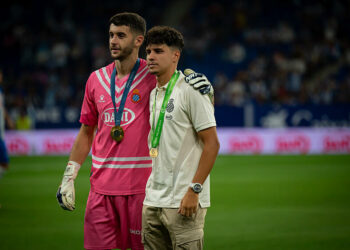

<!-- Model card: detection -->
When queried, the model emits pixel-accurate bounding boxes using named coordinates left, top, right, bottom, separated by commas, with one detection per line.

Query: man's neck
left=114, top=53, right=138, bottom=79
left=157, top=66, right=177, bottom=87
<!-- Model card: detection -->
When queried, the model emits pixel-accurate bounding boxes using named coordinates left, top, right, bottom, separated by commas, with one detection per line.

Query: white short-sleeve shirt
left=144, top=71, right=216, bottom=208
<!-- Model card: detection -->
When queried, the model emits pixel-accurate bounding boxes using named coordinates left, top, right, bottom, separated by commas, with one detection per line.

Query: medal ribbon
left=110, top=58, right=140, bottom=127
left=151, top=71, right=180, bottom=148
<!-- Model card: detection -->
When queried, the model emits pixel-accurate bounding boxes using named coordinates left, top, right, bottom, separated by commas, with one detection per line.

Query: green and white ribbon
left=150, top=71, right=180, bottom=149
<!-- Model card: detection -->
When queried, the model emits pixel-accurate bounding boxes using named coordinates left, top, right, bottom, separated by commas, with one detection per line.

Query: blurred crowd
left=0, top=0, right=163, bottom=127
left=179, top=0, right=350, bottom=106
left=1, top=0, right=350, bottom=129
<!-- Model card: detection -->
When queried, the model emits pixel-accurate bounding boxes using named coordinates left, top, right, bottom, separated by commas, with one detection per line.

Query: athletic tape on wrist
left=68, top=161, right=81, bottom=168
left=64, top=161, right=81, bottom=179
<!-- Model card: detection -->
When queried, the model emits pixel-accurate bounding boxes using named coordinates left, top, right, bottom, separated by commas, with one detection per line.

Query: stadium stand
left=0, top=0, right=349, bottom=128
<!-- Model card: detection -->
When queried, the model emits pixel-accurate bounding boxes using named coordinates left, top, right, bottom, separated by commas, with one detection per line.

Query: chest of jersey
left=93, top=66, right=154, bottom=129
left=151, top=87, right=190, bottom=131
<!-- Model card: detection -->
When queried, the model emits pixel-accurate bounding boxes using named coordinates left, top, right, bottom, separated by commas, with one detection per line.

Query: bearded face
left=109, top=24, right=136, bottom=61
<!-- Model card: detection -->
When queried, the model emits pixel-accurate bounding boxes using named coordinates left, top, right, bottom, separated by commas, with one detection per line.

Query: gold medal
left=111, top=126, right=124, bottom=142
left=149, top=148, right=158, bottom=158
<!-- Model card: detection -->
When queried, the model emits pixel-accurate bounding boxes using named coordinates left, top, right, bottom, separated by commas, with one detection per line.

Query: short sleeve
left=186, top=84, right=216, bottom=132
left=79, top=73, right=98, bottom=126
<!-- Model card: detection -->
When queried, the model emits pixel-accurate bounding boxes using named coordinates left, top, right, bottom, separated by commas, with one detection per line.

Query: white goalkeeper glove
left=184, top=69, right=214, bottom=104
left=56, top=161, right=81, bottom=211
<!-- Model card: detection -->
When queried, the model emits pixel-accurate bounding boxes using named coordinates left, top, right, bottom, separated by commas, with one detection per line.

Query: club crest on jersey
left=131, top=89, right=141, bottom=103
left=166, top=98, right=174, bottom=113
left=98, top=95, right=106, bottom=103
left=101, top=107, right=136, bottom=127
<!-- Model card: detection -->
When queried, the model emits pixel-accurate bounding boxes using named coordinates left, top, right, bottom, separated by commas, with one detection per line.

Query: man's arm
left=69, top=124, right=96, bottom=164
left=56, top=123, right=95, bottom=211
left=178, top=126, right=220, bottom=217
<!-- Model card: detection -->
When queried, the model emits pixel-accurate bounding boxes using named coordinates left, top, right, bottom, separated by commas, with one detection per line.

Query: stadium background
left=0, top=0, right=349, bottom=249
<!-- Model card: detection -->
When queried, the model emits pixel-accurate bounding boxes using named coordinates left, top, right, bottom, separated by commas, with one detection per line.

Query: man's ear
left=135, top=35, right=144, bottom=47
left=173, top=50, right=180, bottom=63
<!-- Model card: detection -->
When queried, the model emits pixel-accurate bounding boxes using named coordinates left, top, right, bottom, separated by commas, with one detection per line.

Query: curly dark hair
left=109, top=12, right=146, bottom=36
left=145, top=26, right=184, bottom=51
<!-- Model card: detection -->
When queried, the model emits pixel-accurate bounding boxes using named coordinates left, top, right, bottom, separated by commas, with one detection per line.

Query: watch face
left=193, top=183, right=202, bottom=193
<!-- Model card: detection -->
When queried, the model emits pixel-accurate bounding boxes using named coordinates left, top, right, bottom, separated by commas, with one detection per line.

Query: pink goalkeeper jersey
left=80, top=59, right=156, bottom=195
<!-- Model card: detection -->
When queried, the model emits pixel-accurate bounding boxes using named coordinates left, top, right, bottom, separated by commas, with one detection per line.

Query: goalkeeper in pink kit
left=56, top=12, right=213, bottom=250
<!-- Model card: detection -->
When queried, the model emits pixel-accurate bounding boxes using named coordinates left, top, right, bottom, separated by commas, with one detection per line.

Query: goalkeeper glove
left=56, top=161, right=81, bottom=211
left=184, top=69, right=214, bottom=104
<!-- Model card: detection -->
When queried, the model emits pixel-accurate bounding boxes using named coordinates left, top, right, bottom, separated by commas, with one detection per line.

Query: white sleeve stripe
left=92, top=163, right=152, bottom=169
left=92, top=155, right=152, bottom=162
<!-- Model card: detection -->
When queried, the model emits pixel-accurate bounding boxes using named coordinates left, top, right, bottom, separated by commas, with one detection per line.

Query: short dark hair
left=145, top=26, right=184, bottom=51
left=109, top=12, right=146, bottom=36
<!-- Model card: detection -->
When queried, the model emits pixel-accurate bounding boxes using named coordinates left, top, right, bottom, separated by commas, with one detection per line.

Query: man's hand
left=178, top=188, right=199, bottom=217
left=56, top=161, right=81, bottom=211
left=184, top=69, right=214, bottom=104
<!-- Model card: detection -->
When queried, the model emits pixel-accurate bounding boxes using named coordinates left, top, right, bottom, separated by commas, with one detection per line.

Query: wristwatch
left=190, top=183, right=203, bottom=193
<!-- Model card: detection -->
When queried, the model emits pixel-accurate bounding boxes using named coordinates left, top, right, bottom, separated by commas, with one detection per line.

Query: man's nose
left=110, top=36, right=119, bottom=44
left=147, top=51, right=155, bottom=60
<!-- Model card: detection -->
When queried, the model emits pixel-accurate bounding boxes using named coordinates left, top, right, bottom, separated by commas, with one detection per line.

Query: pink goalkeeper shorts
left=84, top=190, right=145, bottom=250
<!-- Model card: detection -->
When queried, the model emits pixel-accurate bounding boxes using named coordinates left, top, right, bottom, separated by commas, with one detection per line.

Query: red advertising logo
left=7, top=137, right=30, bottom=155
left=323, top=135, right=350, bottom=153
left=276, top=134, right=310, bottom=154
left=101, top=107, right=135, bottom=127
left=44, top=137, right=75, bottom=154
left=229, top=135, right=263, bottom=154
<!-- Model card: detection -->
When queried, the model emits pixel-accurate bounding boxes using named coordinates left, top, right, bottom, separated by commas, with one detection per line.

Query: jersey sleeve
left=79, top=73, right=98, bottom=126
left=185, top=83, right=216, bottom=132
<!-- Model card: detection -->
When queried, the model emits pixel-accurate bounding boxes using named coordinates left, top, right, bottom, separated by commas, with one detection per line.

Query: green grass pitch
left=0, top=155, right=349, bottom=250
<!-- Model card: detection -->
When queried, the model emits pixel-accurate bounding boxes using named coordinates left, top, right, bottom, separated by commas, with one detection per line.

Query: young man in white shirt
left=142, top=26, right=220, bottom=250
